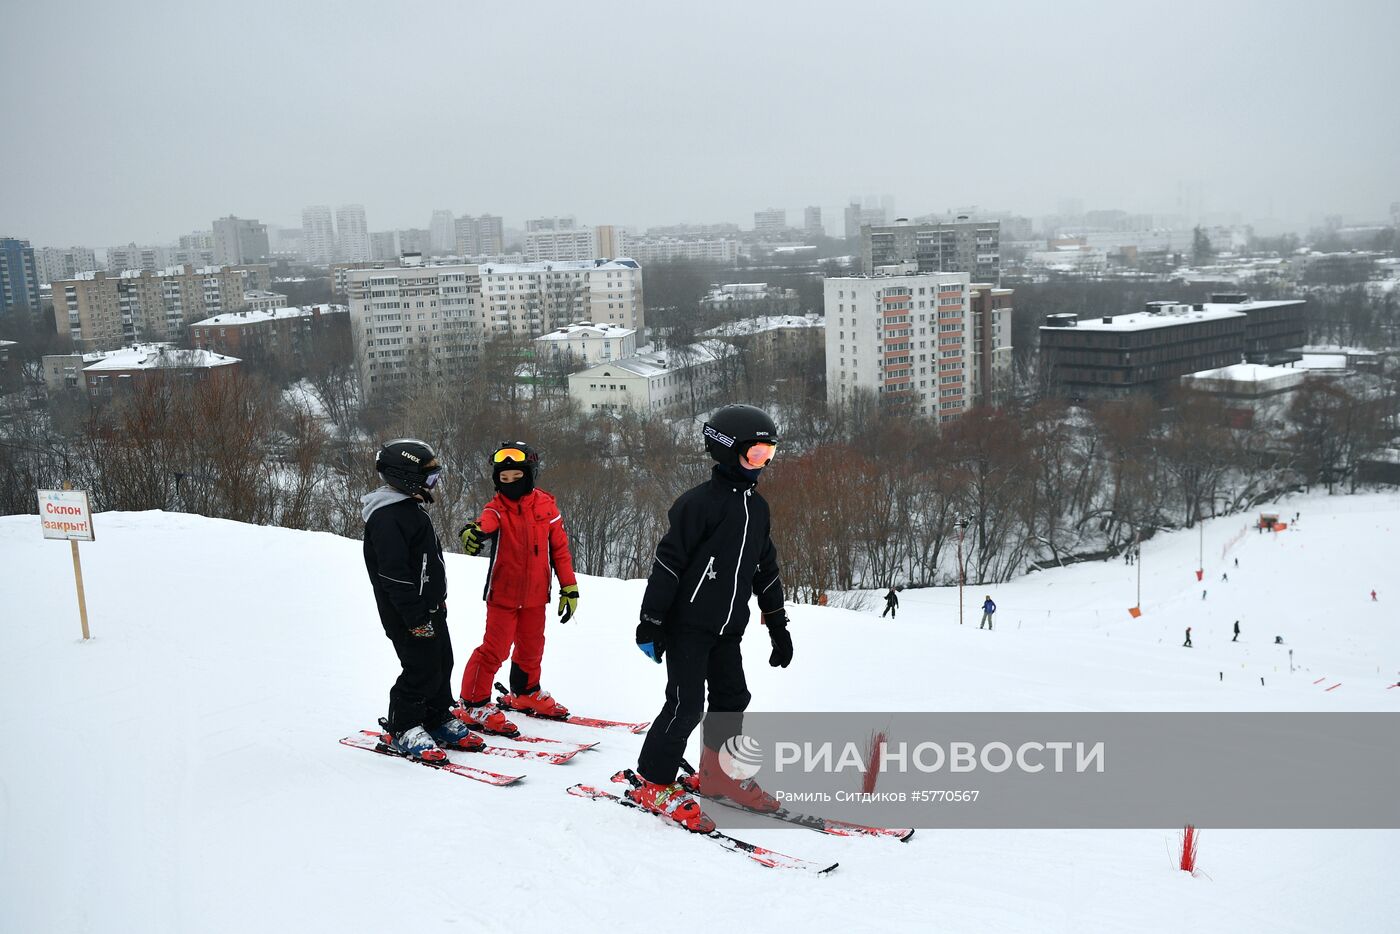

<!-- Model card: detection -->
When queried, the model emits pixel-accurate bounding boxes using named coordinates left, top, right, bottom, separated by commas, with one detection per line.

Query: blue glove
left=636, top=613, right=665, bottom=663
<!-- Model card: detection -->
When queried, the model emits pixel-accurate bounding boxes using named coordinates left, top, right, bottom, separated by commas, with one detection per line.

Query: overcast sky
left=4, top=0, right=1397, bottom=246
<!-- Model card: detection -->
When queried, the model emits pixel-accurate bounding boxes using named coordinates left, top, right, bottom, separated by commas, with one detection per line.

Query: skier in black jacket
left=883, top=588, right=899, bottom=618
left=615, top=405, right=790, bottom=832
left=362, top=439, right=482, bottom=761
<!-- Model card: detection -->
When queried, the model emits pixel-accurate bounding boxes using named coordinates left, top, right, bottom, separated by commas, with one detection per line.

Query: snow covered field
left=1, top=492, right=1395, bottom=933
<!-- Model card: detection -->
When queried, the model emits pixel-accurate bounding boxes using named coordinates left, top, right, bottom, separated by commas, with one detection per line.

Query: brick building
left=189, top=304, right=349, bottom=372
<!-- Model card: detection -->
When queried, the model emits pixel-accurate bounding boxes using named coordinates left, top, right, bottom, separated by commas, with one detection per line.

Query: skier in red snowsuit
left=456, top=442, right=579, bottom=736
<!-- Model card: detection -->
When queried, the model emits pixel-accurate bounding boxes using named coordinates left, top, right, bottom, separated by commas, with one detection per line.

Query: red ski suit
left=459, top=489, right=577, bottom=703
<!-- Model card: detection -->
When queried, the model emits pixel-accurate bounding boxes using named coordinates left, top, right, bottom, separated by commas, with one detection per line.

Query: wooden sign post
left=38, top=484, right=95, bottom=640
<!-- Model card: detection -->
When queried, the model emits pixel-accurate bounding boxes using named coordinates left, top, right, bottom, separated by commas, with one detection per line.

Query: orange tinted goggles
left=493, top=447, right=530, bottom=464
left=741, top=441, right=777, bottom=468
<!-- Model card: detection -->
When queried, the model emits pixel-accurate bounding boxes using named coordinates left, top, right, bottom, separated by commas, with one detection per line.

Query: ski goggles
left=741, top=441, right=777, bottom=469
left=493, top=447, right=533, bottom=464
left=423, top=466, right=444, bottom=489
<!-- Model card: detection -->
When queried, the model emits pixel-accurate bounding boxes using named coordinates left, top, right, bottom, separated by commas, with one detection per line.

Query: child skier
left=882, top=587, right=899, bottom=618
left=980, top=595, right=996, bottom=630
left=615, top=404, right=790, bottom=832
left=456, top=442, right=580, bottom=736
left=362, top=439, right=482, bottom=760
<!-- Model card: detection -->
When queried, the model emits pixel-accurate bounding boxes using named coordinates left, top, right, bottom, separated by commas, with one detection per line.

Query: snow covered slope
left=1, top=493, right=1395, bottom=933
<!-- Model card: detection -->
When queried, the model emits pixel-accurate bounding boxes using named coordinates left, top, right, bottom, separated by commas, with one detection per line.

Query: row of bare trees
left=1, top=352, right=1393, bottom=598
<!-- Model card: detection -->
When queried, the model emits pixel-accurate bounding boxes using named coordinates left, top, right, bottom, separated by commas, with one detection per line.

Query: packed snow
left=1, top=491, right=1395, bottom=933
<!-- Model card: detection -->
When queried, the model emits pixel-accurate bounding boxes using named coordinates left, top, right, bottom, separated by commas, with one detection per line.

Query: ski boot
left=499, top=687, right=570, bottom=720
left=427, top=714, right=486, bottom=752
left=682, top=746, right=780, bottom=813
left=453, top=699, right=519, bottom=737
left=379, top=720, right=447, bottom=763
left=613, top=769, right=715, bottom=834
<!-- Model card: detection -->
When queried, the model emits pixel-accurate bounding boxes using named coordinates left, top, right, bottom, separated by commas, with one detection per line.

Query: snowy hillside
left=1, top=493, right=1395, bottom=933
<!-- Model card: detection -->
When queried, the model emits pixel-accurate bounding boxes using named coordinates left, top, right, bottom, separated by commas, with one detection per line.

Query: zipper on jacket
left=719, top=491, right=751, bottom=634
left=690, top=556, right=716, bottom=603
left=418, top=554, right=428, bottom=595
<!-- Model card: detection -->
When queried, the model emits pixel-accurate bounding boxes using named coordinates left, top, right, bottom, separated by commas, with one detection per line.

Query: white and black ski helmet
left=375, top=438, right=442, bottom=498
left=703, top=404, right=779, bottom=466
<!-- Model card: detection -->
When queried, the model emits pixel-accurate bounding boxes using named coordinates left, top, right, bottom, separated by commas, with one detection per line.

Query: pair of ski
left=567, top=768, right=913, bottom=875
left=341, top=700, right=651, bottom=786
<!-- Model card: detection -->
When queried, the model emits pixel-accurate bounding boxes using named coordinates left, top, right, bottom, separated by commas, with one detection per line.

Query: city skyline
left=4, top=0, right=1399, bottom=247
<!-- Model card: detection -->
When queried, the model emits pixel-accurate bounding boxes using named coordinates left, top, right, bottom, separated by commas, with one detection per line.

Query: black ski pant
left=637, top=623, right=750, bottom=785
left=376, top=590, right=455, bottom=735
left=882, top=605, right=896, bottom=618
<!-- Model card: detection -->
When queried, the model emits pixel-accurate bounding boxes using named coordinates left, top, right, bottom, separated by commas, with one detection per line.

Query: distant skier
left=1233, top=620, right=1240, bottom=642
left=1183, top=626, right=1193, bottom=648
left=980, top=595, right=996, bottom=630
left=882, top=587, right=899, bottom=618
left=362, top=439, right=481, bottom=761
left=1372, top=590, right=1378, bottom=602
left=1234, top=558, right=1239, bottom=568
left=622, top=405, right=789, bottom=833
left=1202, top=589, right=1208, bottom=600
left=1222, top=572, right=1229, bottom=583
left=457, top=441, right=579, bottom=736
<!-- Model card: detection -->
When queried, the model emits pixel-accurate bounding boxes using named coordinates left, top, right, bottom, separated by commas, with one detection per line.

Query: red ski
left=340, top=732, right=522, bottom=786
left=567, top=784, right=837, bottom=874
left=351, top=729, right=587, bottom=766
left=494, top=683, right=650, bottom=734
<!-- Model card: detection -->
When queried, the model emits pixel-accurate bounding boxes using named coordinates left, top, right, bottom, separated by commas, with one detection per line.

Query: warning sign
left=37, top=489, right=95, bottom=541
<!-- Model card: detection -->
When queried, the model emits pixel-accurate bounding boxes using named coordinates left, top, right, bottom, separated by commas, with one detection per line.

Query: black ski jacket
left=363, top=495, right=447, bottom=628
left=641, top=466, right=784, bottom=636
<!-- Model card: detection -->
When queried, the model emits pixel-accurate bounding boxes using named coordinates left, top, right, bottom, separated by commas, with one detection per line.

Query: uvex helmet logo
left=704, top=425, right=735, bottom=448
left=400, top=451, right=421, bottom=464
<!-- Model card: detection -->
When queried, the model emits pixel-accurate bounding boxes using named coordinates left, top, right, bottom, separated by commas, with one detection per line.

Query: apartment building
left=211, top=216, right=270, bottom=265
left=454, top=214, right=505, bottom=256
left=971, top=284, right=1014, bottom=405
left=754, top=208, right=787, bottom=236
left=804, top=206, right=823, bottom=239
left=302, top=206, right=337, bottom=266
left=524, top=222, right=598, bottom=262
left=53, top=264, right=270, bottom=350
left=1, top=237, right=42, bottom=317
left=243, top=289, right=290, bottom=311
left=824, top=270, right=976, bottom=422
left=619, top=236, right=738, bottom=264
left=478, top=259, right=644, bottom=335
left=107, top=243, right=171, bottom=272
left=336, top=204, right=370, bottom=262
left=861, top=218, right=1001, bottom=282
left=347, top=264, right=481, bottom=401
left=34, top=246, right=99, bottom=285
left=42, top=343, right=240, bottom=396
left=189, top=304, right=348, bottom=371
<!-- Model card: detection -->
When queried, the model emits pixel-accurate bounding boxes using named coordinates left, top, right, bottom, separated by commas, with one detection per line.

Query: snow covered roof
left=1298, top=353, right=1348, bottom=371
left=190, top=304, right=347, bottom=327
left=1182, top=364, right=1305, bottom=395
left=83, top=345, right=240, bottom=372
left=478, top=258, right=640, bottom=275
left=534, top=321, right=636, bottom=342
left=702, top=315, right=825, bottom=338
left=1062, top=308, right=1246, bottom=332
left=243, top=289, right=288, bottom=300
left=576, top=341, right=724, bottom=379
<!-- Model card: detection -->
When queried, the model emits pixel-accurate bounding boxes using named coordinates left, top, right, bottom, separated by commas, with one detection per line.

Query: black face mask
left=494, top=464, right=536, bottom=500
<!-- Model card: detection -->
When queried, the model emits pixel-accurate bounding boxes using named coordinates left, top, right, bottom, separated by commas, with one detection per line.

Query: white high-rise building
left=347, top=264, right=481, bottom=401
left=35, top=246, right=99, bottom=284
left=302, top=206, right=337, bottom=266
left=523, top=227, right=598, bottom=262
left=478, top=259, right=643, bottom=335
left=429, top=210, right=456, bottom=254
left=336, top=204, right=370, bottom=262
left=824, top=270, right=975, bottom=422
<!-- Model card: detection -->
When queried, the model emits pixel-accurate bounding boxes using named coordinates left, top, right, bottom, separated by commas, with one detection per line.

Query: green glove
left=557, top=584, right=580, bottom=623
left=459, top=521, right=489, bottom=556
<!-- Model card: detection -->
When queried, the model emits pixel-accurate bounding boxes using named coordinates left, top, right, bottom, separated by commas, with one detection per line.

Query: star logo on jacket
left=706, top=567, right=718, bottom=580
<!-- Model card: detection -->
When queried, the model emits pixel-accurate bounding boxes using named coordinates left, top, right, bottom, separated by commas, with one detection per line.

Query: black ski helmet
left=375, top=438, right=442, bottom=500
left=492, top=440, right=540, bottom=497
left=703, top=404, right=779, bottom=467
